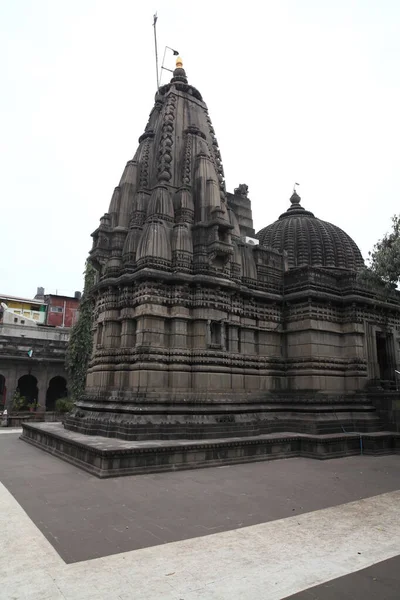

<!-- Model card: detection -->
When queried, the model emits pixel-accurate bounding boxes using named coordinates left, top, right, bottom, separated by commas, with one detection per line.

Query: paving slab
left=1, top=476, right=400, bottom=600
left=283, top=555, right=400, bottom=599
left=1, top=433, right=400, bottom=564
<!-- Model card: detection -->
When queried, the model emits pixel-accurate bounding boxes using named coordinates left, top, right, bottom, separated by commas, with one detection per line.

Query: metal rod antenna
left=153, top=13, right=159, bottom=90
left=160, top=45, right=167, bottom=86
left=160, top=46, right=180, bottom=83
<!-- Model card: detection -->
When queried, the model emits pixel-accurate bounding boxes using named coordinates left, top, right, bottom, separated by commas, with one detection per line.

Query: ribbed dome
left=256, top=191, right=364, bottom=271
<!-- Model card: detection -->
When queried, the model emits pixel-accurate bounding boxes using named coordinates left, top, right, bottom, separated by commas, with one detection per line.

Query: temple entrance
left=375, top=332, right=395, bottom=382
left=0, top=375, right=6, bottom=407
left=18, top=374, right=38, bottom=405
left=46, top=376, right=68, bottom=411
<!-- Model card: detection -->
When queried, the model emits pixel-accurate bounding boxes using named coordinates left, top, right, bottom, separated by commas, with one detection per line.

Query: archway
left=46, top=376, right=68, bottom=411
left=17, top=374, right=38, bottom=405
left=0, top=375, right=6, bottom=407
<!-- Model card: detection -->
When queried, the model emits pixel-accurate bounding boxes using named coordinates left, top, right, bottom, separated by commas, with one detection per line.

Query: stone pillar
left=140, top=316, right=165, bottom=347
left=36, top=366, right=48, bottom=411
left=136, top=316, right=145, bottom=347
left=121, top=319, right=137, bottom=347
left=111, top=321, right=122, bottom=349
left=170, top=319, right=188, bottom=349
left=366, top=324, right=380, bottom=380
left=229, top=325, right=239, bottom=353
left=223, top=322, right=228, bottom=351
left=6, top=364, right=21, bottom=411
left=103, top=310, right=120, bottom=349
left=241, top=328, right=255, bottom=355
left=5, top=364, right=18, bottom=411
left=103, top=321, right=112, bottom=348
left=387, top=330, right=397, bottom=379
left=192, top=320, right=207, bottom=349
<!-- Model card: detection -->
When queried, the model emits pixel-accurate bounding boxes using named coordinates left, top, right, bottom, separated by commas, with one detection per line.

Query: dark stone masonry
left=22, top=58, right=400, bottom=475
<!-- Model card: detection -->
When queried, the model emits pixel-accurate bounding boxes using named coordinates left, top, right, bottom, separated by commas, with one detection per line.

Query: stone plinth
left=64, top=396, right=384, bottom=440
left=21, top=422, right=400, bottom=478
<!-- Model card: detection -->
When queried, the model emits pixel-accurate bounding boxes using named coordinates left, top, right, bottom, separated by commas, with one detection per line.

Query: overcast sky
left=1, top=0, right=399, bottom=299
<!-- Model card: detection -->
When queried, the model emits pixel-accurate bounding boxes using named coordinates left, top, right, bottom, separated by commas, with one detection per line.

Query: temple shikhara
left=22, top=58, right=400, bottom=475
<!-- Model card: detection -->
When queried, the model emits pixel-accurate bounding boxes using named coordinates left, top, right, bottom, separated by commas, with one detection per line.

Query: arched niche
left=17, top=374, right=38, bottom=405
left=46, top=376, right=68, bottom=411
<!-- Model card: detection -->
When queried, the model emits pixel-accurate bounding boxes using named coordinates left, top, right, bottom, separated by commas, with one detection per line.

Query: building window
left=50, top=306, right=63, bottom=313
left=96, top=323, right=103, bottom=346
left=218, top=227, right=228, bottom=243
left=14, top=317, right=18, bottom=323
left=209, top=321, right=222, bottom=348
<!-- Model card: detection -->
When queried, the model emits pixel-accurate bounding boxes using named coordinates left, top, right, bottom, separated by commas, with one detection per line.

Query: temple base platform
left=21, top=422, right=400, bottom=478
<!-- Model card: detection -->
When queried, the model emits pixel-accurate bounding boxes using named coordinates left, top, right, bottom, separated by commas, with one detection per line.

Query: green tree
left=65, top=260, right=96, bottom=401
left=369, top=215, right=400, bottom=287
left=358, top=215, right=400, bottom=292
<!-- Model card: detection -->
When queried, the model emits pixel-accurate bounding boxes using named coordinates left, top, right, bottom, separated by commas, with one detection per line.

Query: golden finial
left=176, top=56, right=183, bottom=68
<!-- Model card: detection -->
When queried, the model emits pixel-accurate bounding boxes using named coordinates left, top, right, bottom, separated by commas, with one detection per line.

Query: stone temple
left=22, top=58, right=400, bottom=476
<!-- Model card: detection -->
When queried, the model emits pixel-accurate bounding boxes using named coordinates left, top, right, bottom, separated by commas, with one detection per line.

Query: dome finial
left=171, top=55, right=188, bottom=84
left=290, top=183, right=301, bottom=206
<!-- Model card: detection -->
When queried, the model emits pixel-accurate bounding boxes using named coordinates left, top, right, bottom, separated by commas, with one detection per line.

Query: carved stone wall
left=85, top=277, right=285, bottom=400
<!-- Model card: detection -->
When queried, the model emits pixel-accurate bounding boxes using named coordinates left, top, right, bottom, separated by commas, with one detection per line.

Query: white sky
left=1, top=0, right=399, bottom=298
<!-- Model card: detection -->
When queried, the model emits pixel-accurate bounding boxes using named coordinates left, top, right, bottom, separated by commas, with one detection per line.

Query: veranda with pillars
left=0, top=360, right=68, bottom=412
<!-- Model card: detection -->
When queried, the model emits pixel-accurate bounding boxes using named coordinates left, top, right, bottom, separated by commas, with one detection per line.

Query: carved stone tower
left=66, top=58, right=286, bottom=439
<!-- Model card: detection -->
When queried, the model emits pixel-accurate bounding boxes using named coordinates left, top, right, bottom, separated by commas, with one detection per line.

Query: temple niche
left=22, top=58, right=400, bottom=475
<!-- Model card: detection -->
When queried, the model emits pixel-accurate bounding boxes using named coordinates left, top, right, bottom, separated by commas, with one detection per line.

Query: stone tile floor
left=1, top=429, right=400, bottom=599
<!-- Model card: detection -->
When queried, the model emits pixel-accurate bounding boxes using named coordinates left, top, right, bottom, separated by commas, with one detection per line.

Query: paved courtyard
left=1, top=428, right=399, bottom=599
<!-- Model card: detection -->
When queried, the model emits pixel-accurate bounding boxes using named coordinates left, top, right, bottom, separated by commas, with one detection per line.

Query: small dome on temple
left=256, top=191, right=364, bottom=271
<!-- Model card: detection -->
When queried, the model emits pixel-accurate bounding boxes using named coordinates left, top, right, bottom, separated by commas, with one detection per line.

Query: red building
left=45, top=293, right=81, bottom=328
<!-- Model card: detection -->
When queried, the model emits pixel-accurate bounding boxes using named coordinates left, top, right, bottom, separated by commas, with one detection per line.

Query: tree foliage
left=65, top=260, right=96, bottom=401
left=368, top=215, right=400, bottom=287
left=357, top=215, right=400, bottom=292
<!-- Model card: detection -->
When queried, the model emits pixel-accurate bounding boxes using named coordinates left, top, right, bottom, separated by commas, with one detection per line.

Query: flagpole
left=153, top=13, right=159, bottom=90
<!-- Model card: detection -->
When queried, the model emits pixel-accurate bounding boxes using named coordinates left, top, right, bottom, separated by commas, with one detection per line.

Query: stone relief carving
left=234, top=184, right=249, bottom=197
